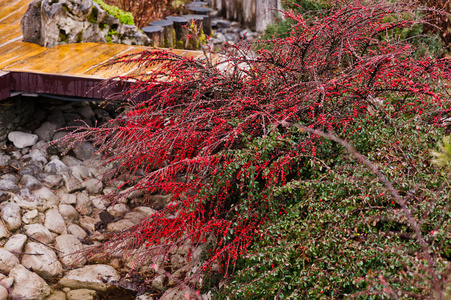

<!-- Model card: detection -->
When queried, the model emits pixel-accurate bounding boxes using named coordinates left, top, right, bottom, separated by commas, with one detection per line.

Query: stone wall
left=0, top=96, right=36, bottom=146
left=211, top=0, right=282, bottom=32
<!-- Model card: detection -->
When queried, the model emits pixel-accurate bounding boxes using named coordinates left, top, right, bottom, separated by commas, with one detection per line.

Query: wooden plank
left=0, top=42, right=46, bottom=69
left=4, top=43, right=101, bottom=74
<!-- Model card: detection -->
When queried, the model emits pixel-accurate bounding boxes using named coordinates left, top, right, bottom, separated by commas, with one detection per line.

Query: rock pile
left=0, top=98, right=208, bottom=300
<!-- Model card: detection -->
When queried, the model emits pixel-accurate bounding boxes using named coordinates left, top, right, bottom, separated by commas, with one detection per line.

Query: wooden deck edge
left=8, top=71, right=151, bottom=102
left=0, top=71, right=11, bottom=101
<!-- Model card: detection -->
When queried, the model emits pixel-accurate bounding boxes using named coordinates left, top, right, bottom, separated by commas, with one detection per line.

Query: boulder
left=21, top=0, right=150, bottom=48
left=9, top=264, right=51, bottom=300
left=66, top=289, right=97, bottom=300
left=34, top=121, right=59, bottom=141
left=8, top=131, right=39, bottom=148
left=67, top=224, right=87, bottom=240
left=0, top=202, right=21, bottom=231
left=21, top=242, right=63, bottom=279
left=59, top=204, right=80, bottom=223
left=4, top=234, right=28, bottom=255
left=83, top=178, right=103, bottom=195
left=19, top=174, right=43, bottom=190
left=75, top=192, right=92, bottom=216
left=45, top=208, right=67, bottom=234
left=0, top=249, right=19, bottom=274
left=24, top=224, right=54, bottom=244
left=55, top=234, right=87, bottom=268
left=58, top=264, right=120, bottom=291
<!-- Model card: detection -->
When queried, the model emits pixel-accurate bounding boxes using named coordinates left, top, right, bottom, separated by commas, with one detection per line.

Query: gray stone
left=106, top=203, right=130, bottom=218
left=0, top=249, right=19, bottom=274
left=160, top=288, right=193, bottom=300
left=63, top=172, right=84, bottom=193
left=20, top=174, right=43, bottom=190
left=4, top=234, right=27, bottom=255
left=72, top=142, right=97, bottom=161
left=22, top=209, right=41, bottom=224
left=45, top=208, right=67, bottom=234
left=0, top=223, right=8, bottom=240
left=107, top=219, right=135, bottom=232
left=67, top=289, right=97, bottom=300
left=0, top=179, right=19, bottom=192
left=46, top=290, right=67, bottom=300
left=151, top=274, right=166, bottom=291
left=148, top=194, right=172, bottom=210
left=32, top=186, right=60, bottom=206
left=83, top=178, right=103, bottom=195
left=34, top=121, right=58, bottom=141
left=0, top=285, right=7, bottom=300
left=22, top=242, right=63, bottom=279
left=58, top=264, right=120, bottom=291
left=22, top=0, right=150, bottom=48
left=55, top=234, right=87, bottom=268
left=44, top=158, right=70, bottom=174
left=0, top=155, right=10, bottom=168
left=8, top=131, right=39, bottom=148
left=59, top=204, right=79, bottom=223
left=39, top=173, right=64, bottom=189
left=0, top=202, right=21, bottom=231
left=67, top=224, right=87, bottom=240
left=78, top=215, right=99, bottom=233
left=61, top=156, right=83, bottom=167
left=134, top=206, right=157, bottom=217
left=123, top=211, right=147, bottom=224
left=60, top=192, right=77, bottom=205
left=21, top=149, right=48, bottom=165
left=76, top=105, right=95, bottom=119
left=9, top=264, right=51, bottom=300
left=75, top=192, right=92, bottom=216
left=0, top=174, right=18, bottom=184
left=70, top=165, right=91, bottom=181
left=24, top=224, right=54, bottom=244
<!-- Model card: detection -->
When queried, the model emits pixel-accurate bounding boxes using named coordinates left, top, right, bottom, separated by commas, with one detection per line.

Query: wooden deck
left=0, top=0, right=208, bottom=100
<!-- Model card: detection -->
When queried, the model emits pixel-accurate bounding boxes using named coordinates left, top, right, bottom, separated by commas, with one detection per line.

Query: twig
left=23, top=233, right=62, bottom=253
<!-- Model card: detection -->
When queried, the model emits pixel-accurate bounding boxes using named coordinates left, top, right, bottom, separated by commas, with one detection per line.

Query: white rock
left=22, top=209, right=41, bottom=224
left=70, top=165, right=91, bottom=181
left=83, top=178, right=103, bottom=195
left=0, top=285, right=7, bottom=300
left=67, top=224, right=87, bottom=240
left=45, top=208, right=67, bottom=234
left=19, top=174, right=43, bottom=190
left=44, top=158, right=70, bottom=174
left=107, top=203, right=130, bottom=218
left=21, top=149, right=48, bottom=165
left=24, top=224, right=54, bottom=244
left=34, top=121, right=58, bottom=141
left=60, top=192, right=77, bottom=205
left=0, top=249, right=19, bottom=274
left=75, top=192, right=92, bottom=216
left=78, top=215, right=99, bottom=233
left=59, top=204, right=79, bottom=223
left=46, top=290, right=67, bottom=300
left=58, top=264, right=120, bottom=291
left=0, top=223, right=9, bottom=239
left=134, top=206, right=157, bottom=217
left=0, top=276, right=13, bottom=289
left=4, top=234, right=27, bottom=254
left=66, top=288, right=97, bottom=300
left=33, top=186, right=60, bottom=206
left=90, top=196, right=106, bottom=210
left=55, top=234, right=87, bottom=268
left=107, top=219, right=135, bottom=232
left=61, top=156, right=83, bottom=167
left=8, top=131, right=39, bottom=148
left=21, top=242, right=63, bottom=279
left=0, top=202, right=21, bottom=231
left=9, top=264, right=51, bottom=299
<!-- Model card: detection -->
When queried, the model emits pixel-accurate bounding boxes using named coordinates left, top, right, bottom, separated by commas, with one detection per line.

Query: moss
left=76, top=30, right=83, bottom=43
left=99, top=22, right=107, bottom=30
left=62, top=4, right=69, bottom=14
left=106, top=28, right=118, bottom=43
left=58, top=29, right=68, bottom=42
left=175, top=40, right=184, bottom=49
left=92, top=0, right=134, bottom=25
left=87, top=6, right=98, bottom=23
